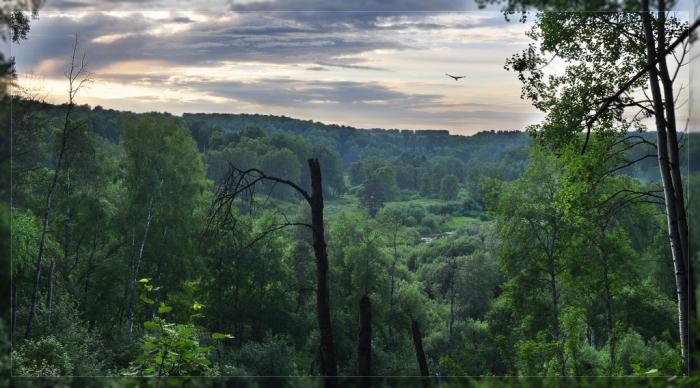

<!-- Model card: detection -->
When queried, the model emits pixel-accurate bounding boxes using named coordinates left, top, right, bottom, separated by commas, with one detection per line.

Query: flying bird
left=445, top=73, right=466, bottom=81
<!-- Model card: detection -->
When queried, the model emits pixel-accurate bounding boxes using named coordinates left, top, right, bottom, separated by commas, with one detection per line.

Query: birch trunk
left=641, top=1, right=689, bottom=369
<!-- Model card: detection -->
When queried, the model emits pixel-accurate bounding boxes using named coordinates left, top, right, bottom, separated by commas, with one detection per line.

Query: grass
left=442, top=216, right=480, bottom=231
left=265, top=193, right=490, bottom=236
left=324, top=195, right=358, bottom=221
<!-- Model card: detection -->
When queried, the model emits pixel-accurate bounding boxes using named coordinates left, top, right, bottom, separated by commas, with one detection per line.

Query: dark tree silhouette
left=210, top=158, right=338, bottom=377
left=357, top=294, right=371, bottom=382
left=411, top=319, right=429, bottom=377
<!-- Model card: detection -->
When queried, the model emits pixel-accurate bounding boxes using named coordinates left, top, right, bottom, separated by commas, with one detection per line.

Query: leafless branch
left=206, top=163, right=312, bottom=248
left=671, top=39, right=689, bottom=83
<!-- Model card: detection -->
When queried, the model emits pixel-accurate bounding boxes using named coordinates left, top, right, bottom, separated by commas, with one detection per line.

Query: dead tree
left=25, top=34, right=91, bottom=338
left=210, top=158, right=337, bottom=377
left=411, top=319, right=429, bottom=377
left=357, top=294, right=371, bottom=380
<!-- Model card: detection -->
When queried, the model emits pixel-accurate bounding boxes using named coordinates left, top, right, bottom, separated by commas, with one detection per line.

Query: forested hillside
left=6, top=96, right=694, bottom=378
left=3, top=0, right=699, bottom=383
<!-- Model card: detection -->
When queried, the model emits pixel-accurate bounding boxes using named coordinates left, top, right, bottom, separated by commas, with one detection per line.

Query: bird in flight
left=446, top=73, right=466, bottom=81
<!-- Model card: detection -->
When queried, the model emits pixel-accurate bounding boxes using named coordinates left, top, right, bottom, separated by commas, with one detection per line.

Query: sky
left=7, top=0, right=698, bottom=135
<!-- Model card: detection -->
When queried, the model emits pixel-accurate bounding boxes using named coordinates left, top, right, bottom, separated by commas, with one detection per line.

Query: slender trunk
left=80, top=231, right=98, bottom=310
left=411, top=319, right=429, bottom=377
left=656, top=2, right=695, bottom=370
left=642, top=2, right=689, bottom=369
left=358, top=294, right=372, bottom=381
left=149, top=260, right=162, bottom=321
left=449, top=271, right=455, bottom=347
left=45, top=257, right=56, bottom=324
left=548, top=260, right=565, bottom=376
left=388, top=227, right=399, bottom=347
left=148, top=226, right=167, bottom=321
left=11, top=282, right=17, bottom=342
left=24, top=182, right=58, bottom=338
left=603, top=255, right=615, bottom=374
left=549, top=267, right=560, bottom=340
left=217, top=254, right=224, bottom=331
left=59, top=170, right=72, bottom=296
left=308, top=158, right=337, bottom=378
left=127, top=201, right=153, bottom=336
left=25, top=98, right=74, bottom=339
left=234, top=262, right=242, bottom=346
left=26, top=192, right=54, bottom=338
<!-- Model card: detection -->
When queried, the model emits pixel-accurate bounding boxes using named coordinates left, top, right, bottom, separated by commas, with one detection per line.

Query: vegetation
left=3, top=1, right=699, bottom=383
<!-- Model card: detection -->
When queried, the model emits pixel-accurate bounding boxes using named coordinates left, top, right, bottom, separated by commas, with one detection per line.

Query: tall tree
left=212, top=158, right=338, bottom=377
left=501, top=4, right=697, bottom=368
left=120, top=115, right=205, bottom=335
left=25, top=35, right=91, bottom=338
left=493, top=148, right=570, bottom=375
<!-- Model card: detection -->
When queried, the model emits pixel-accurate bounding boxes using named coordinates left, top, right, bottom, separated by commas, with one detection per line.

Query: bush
left=12, top=336, right=72, bottom=376
left=427, top=202, right=462, bottom=216
left=421, top=214, right=442, bottom=231
left=515, top=333, right=561, bottom=376
left=614, top=329, right=680, bottom=375
left=27, top=294, right=108, bottom=376
left=234, top=333, right=299, bottom=376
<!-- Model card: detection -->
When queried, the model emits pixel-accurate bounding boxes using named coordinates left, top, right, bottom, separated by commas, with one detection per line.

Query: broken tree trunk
left=212, top=158, right=338, bottom=378
left=411, top=319, right=429, bottom=377
left=358, top=294, right=372, bottom=379
left=308, top=158, right=338, bottom=377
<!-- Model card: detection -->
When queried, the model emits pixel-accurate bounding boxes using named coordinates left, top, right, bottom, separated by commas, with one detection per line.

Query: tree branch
left=581, top=16, right=700, bottom=154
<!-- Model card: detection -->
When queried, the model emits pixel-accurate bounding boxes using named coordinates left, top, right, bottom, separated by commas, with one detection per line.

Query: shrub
left=614, top=329, right=680, bottom=375
left=12, top=336, right=72, bottom=376
left=235, top=333, right=299, bottom=376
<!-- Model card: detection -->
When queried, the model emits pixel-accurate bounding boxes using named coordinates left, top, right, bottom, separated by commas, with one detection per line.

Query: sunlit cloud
left=11, top=2, right=547, bottom=134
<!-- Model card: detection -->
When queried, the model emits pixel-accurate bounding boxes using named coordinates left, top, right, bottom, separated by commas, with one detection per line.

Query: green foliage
left=233, top=333, right=299, bottom=376
left=614, top=330, right=680, bottom=376
left=12, top=293, right=109, bottom=376
left=515, top=333, right=562, bottom=376
left=8, top=91, right=685, bottom=379
left=124, top=279, right=222, bottom=376
left=261, top=148, right=302, bottom=199
left=439, top=174, right=459, bottom=201
left=12, top=336, right=72, bottom=376
left=358, top=173, right=387, bottom=217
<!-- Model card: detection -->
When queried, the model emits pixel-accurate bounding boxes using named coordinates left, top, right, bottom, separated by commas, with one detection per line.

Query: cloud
left=13, top=11, right=411, bottom=76
left=172, top=78, right=440, bottom=106
left=11, top=2, right=540, bottom=133
left=231, top=0, right=482, bottom=12
left=149, top=76, right=537, bottom=132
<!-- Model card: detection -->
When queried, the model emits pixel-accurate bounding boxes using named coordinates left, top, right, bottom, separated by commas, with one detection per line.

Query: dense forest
left=2, top=0, right=700, bottom=385
left=4, top=96, right=696, bottom=378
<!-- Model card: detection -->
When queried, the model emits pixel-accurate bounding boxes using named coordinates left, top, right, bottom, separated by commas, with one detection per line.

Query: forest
left=2, top=0, right=700, bottom=386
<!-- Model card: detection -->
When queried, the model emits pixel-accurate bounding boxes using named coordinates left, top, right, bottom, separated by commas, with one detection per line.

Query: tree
left=493, top=148, right=570, bottom=375
left=211, top=159, right=338, bottom=377
left=502, top=4, right=698, bottom=369
left=439, top=175, right=459, bottom=201
left=121, top=115, right=205, bottom=336
left=25, top=35, right=92, bottom=338
left=0, top=1, right=44, bottom=94
left=359, top=173, right=386, bottom=217
left=261, top=148, right=302, bottom=199
left=357, top=294, right=371, bottom=380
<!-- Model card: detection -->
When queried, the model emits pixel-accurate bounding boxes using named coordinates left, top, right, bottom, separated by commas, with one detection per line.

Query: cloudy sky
left=8, top=0, right=698, bottom=134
